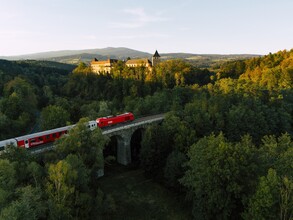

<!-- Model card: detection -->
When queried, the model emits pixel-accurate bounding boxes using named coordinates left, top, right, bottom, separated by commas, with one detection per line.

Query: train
left=0, top=112, right=134, bottom=151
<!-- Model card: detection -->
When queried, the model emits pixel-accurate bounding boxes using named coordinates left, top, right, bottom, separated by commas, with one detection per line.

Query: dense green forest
left=0, top=49, right=292, bottom=219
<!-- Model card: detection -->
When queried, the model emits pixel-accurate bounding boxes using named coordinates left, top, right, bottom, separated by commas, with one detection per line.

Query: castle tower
left=152, top=50, right=160, bottom=67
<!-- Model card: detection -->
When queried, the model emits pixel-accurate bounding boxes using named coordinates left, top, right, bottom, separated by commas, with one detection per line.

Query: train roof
left=97, top=112, right=133, bottom=120
left=0, top=139, right=16, bottom=146
left=15, top=124, right=75, bottom=141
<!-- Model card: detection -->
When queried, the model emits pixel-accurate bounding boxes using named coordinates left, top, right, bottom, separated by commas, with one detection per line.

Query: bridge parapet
left=102, top=115, right=164, bottom=165
left=102, top=116, right=164, bottom=136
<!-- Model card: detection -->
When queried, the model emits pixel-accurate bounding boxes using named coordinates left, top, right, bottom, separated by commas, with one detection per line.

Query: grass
left=97, top=164, right=192, bottom=220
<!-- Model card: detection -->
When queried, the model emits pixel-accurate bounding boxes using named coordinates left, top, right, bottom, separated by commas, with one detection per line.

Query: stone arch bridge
left=30, top=113, right=164, bottom=177
left=102, top=114, right=164, bottom=165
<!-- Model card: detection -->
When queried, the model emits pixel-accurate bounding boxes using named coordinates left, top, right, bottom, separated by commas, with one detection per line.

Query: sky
left=0, top=0, right=292, bottom=56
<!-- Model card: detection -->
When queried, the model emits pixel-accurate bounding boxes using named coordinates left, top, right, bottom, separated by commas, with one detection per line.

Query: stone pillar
left=96, top=168, right=104, bottom=178
left=117, top=134, right=131, bottom=165
left=96, top=145, right=104, bottom=178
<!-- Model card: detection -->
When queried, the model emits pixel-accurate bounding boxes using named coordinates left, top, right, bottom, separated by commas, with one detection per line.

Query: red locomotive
left=96, top=112, right=135, bottom=128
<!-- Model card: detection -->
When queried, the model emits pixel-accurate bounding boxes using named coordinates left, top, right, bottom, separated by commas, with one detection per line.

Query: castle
left=90, top=58, right=118, bottom=73
left=90, top=50, right=160, bottom=74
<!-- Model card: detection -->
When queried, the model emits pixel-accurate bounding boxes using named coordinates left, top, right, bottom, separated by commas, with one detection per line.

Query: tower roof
left=153, top=50, right=160, bottom=57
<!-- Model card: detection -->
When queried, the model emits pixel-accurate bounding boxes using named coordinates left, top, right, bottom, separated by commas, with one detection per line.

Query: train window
left=31, top=139, right=36, bottom=143
left=25, top=140, right=28, bottom=144
left=53, top=133, right=56, bottom=138
left=59, top=132, right=62, bottom=136
left=39, top=137, right=43, bottom=141
left=46, top=135, right=50, bottom=139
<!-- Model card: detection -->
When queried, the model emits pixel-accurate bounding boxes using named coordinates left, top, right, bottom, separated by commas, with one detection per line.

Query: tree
left=80, top=101, right=100, bottom=120
left=244, top=134, right=293, bottom=219
left=98, top=101, right=111, bottom=117
left=0, top=186, right=46, bottom=220
left=46, top=160, right=77, bottom=219
left=0, top=112, right=12, bottom=140
left=243, top=169, right=293, bottom=220
left=27, top=161, right=43, bottom=187
left=64, top=154, right=89, bottom=191
left=3, top=77, right=37, bottom=111
left=140, top=125, right=173, bottom=179
left=0, top=146, right=34, bottom=184
left=0, top=159, right=16, bottom=209
left=73, top=62, right=92, bottom=74
left=56, top=118, right=109, bottom=171
left=259, top=133, right=293, bottom=178
left=181, top=133, right=259, bottom=219
left=46, top=160, right=77, bottom=205
left=164, top=150, right=186, bottom=189
left=40, top=105, right=70, bottom=130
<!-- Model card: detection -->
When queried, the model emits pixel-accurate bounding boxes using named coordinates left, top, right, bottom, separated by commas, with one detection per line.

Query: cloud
left=123, top=8, right=167, bottom=23
left=109, top=7, right=168, bottom=29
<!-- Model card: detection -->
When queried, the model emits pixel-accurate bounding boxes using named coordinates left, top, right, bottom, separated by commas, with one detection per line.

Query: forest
left=0, top=49, right=292, bottom=219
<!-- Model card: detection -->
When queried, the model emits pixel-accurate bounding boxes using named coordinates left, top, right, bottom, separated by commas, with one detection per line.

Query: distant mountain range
left=0, top=47, right=260, bottom=67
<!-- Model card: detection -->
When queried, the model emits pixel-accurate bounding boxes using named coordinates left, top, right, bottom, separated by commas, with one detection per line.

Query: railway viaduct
left=93, top=113, right=164, bottom=176
left=102, top=114, right=164, bottom=165
left=30, top=114, right=164, bottom=177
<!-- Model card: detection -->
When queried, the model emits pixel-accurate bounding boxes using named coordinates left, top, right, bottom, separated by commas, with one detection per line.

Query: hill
left=161, top=53, right=260, bottom=68
left=0, top=47, right=152, bottom=61
left=47, top=53, right=108, bottom=65
left=0, top=47, right=259, bottom=67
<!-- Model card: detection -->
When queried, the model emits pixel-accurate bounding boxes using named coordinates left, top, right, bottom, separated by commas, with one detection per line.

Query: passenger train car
left=0, top=113, right=134, bottom=151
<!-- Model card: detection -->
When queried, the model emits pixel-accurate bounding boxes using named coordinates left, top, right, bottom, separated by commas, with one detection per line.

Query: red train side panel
left=96, top=112, right=134, bottom=128
left=16, top=130, right=68, bottom=148
left=15, top=125, right=73, bottom=148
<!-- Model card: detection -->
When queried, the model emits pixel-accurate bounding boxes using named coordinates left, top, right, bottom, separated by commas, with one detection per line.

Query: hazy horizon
left=1, top=0, right=292, bottom=56
left=0, top=46, right=267, bottom=58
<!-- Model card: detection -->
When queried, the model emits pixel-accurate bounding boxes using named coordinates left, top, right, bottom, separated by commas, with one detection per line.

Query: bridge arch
left=104, top=135, right=123, bottom=162
left=130, top=128, right=145, bottom=164
left=102, top=114, right=164, bottom=165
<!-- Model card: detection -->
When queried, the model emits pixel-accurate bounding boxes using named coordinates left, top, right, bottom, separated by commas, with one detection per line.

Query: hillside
left=0, top=49, right=292, bottom=220
left=161, top=53, right=261, bottom=68
left=0, top=47, right=259, bottom=67
left=47, top=53, right=109, bottom=65
left=0, top=47, right=152, bottom=61
left=215, top=49, right=293, bottom=85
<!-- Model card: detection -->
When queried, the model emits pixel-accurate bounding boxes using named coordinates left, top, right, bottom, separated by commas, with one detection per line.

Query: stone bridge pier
left=96, top=114, right=164, bottom=177
left=106, top=126, right=145, bottom=165
left=114, top=131, right=132, bottom=165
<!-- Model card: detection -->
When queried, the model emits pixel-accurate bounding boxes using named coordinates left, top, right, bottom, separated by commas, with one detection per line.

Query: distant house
left=90, top=50, right=160, bottom=74
left=90, top=58, right=118, bottom=74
